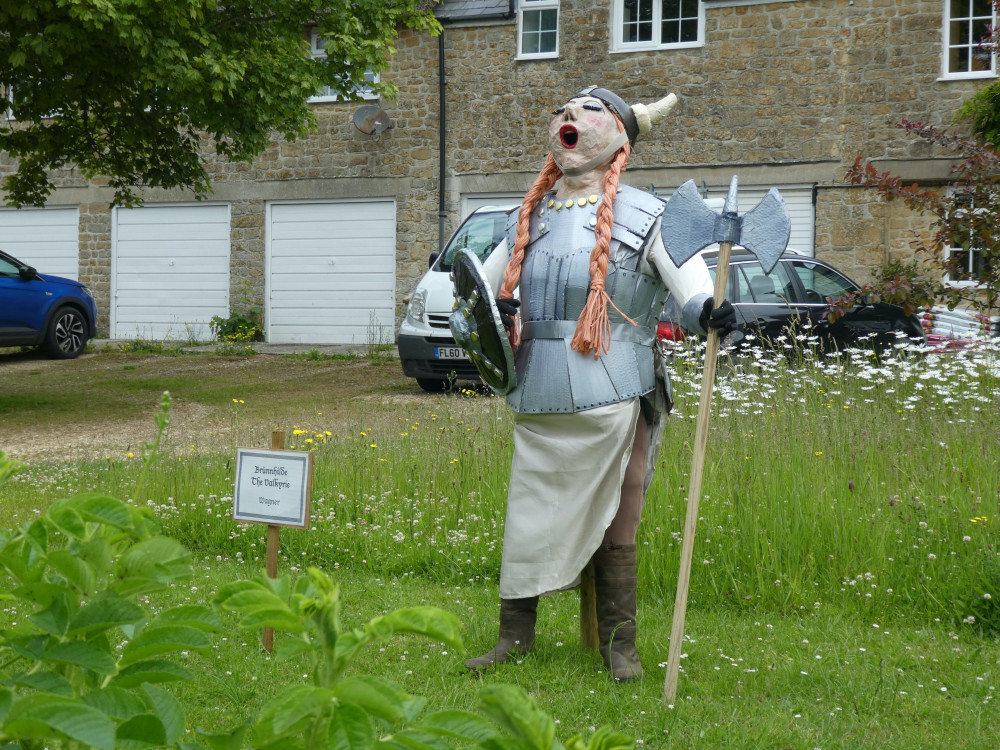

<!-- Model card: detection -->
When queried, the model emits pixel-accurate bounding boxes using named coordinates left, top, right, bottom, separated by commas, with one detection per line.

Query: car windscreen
left=438, top=211, right=509, bottom=271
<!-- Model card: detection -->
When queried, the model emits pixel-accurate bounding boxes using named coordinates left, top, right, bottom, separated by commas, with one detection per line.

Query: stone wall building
left=0, top=0, right=994, bottom=342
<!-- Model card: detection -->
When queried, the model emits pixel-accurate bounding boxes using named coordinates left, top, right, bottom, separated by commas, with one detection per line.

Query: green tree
left=0, top=0, right=440, bottom=208
left=953, top=0, right=1000, bottom=146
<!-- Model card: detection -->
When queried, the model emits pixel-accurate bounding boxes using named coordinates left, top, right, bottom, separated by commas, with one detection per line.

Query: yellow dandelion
left=814, top=451, right=823, bottom=457
left=126, top=452, right=134, bottom=458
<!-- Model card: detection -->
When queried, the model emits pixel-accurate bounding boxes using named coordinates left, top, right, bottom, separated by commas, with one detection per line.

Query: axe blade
left=660, top=179, right=719, bottom=268
left=739, top=187, right=791, bottom=274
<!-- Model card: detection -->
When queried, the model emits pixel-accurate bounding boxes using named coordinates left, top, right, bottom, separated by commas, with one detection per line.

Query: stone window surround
left=516, top=0, right=560, bottom=60
left=308, top=28, right=379, bottom=103
left=610, top=0, right=707, bottom=54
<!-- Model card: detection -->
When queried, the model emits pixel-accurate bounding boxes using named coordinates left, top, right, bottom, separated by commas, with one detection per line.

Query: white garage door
left=112, top=204, right=230, bottom=340
left=267, top=200, right=396, bottom=344
left=0, top=207, right=79, bottom=278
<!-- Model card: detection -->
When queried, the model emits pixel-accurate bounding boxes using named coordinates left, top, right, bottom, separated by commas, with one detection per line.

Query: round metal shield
left=448, top=249, right=517, bottom=394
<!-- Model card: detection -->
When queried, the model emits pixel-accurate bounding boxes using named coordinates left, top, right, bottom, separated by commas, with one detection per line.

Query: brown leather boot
left=593, top=544, right=643, bottom=682
left=464, top=596, right=538, bottom=671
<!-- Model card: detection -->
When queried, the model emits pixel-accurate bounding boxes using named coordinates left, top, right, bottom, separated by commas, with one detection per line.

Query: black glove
left=699, top=297, right=737, bottom=335
left=496, top=297, right=520, bottom=331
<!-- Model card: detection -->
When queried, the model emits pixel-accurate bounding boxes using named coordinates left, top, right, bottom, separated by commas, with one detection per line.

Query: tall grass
left=5, top=339, right=998, bottom=632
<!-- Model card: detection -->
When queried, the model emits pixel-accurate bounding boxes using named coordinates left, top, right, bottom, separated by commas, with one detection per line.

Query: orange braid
left=570, top=139, right=634, bottom=358
left=500, top=155, right=562, bottom=348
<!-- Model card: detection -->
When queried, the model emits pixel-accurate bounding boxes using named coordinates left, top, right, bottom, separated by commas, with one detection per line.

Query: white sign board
left=233, top=448, right=312, bottom=528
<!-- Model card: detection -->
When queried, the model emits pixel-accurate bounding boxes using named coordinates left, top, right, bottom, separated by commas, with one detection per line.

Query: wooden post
left=262, top=429, right=285, bottom=654
left=580, top=560, right=598, bottom=650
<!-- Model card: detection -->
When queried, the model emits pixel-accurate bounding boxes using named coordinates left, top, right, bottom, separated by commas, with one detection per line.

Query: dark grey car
left=658, top=249, right=926, bottom=352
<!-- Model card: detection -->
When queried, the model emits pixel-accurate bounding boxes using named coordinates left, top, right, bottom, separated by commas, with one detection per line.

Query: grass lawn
left=1, top=337, right=998, bottom=748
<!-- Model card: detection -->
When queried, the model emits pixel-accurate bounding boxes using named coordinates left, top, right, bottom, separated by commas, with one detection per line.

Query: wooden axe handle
left=663, top=240, right=733, bottom=704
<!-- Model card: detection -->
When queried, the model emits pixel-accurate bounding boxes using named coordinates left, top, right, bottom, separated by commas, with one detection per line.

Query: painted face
left=548, top=96, right=623, bottom=174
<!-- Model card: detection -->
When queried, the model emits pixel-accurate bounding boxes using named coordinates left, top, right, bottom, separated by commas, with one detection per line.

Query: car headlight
left=406, top=288, right=427, bottom=321
left=81, top=285, right=94, bottom=300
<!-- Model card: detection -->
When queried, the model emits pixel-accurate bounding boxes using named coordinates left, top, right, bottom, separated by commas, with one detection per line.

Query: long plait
left=570, top=138, right=634, bottom=358
left=499, top=154, right=562, bottom=348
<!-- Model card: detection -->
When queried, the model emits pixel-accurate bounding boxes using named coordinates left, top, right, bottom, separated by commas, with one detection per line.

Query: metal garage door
left=112, top=204, right=230, bottom=340
left=267, top=200, right=396, bottom=344
left=0, top=207, right=79, bottom=278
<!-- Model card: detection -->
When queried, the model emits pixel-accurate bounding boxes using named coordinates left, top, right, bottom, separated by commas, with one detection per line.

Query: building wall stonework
left=0, top=0, right=994, bottom=338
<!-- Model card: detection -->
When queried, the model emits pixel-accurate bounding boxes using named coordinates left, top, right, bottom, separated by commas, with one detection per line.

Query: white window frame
left=941, top=0, right=998, bottom=80
left=611, top=0, right=706, bottom=53
left=944, top=189, right=991, bottom=288
left=308, top=29, right=379, bottom=103
left=517, top=0, right=560, bottom=60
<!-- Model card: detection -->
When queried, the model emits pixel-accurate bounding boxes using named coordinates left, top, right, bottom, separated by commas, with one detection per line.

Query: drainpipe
left=438, top=29, right=446, bottom=255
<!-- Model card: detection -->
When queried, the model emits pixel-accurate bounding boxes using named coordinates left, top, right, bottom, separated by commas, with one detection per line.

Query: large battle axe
left=661, top=176, right=790, bottom=703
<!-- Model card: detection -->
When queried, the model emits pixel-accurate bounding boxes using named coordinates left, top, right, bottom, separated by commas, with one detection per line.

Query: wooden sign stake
left=262, top=429, right=285, bottom=654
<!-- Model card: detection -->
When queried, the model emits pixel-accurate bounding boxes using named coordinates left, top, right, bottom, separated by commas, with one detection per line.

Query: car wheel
left=43, top=307, right=89, bottom=359
left=416, top=378, right=448, bottom=392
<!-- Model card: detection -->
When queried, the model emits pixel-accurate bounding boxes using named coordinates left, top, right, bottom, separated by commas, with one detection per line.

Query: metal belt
left=520, top=319, right=655, bottom=346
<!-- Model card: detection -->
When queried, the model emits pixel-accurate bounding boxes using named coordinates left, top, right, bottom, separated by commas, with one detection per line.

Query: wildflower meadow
left=1, top=335, right=998, bottom=748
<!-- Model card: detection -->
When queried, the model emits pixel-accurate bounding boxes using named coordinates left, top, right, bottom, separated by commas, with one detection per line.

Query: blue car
left=0, top=248, right=98, bottom=359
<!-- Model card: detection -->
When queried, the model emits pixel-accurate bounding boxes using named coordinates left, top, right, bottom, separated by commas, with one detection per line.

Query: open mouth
left=559, top=124, right=579, bottom=149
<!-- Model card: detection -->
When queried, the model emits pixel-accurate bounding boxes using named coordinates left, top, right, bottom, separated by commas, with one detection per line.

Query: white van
left=397, top=204, right=519, bottom=391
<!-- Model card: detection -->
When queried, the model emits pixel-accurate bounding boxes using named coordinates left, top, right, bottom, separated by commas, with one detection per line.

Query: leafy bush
left=0, top=456, right=220, bottom=749
left=210, top=282, right=264, bottom=344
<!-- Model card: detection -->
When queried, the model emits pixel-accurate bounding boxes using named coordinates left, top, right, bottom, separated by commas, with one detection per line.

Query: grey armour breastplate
left=504, top=185, right=668, bottom=414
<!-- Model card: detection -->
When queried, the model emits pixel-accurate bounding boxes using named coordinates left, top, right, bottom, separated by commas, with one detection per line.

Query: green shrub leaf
left=327, top=701, right=374, bottom=750
left=333, top=675, right=423, bottom=725
left=4, top=693, right=116, bottom=750
left=42, top=640, right=118, bottom=675
left=47, top=549, right=97, bottom=594
left=120, top=624, right=212, bottom=666
left=46, top=504, right=87, bottom=539
left=27, top=592, right=70, bottom=636
left=254, top=684, right=334, bottom=740
left=67, top=593, right=146, bottom=635
left=142, top=683, right=186, bottom=744
left=82, top=686, right=147, bottom=720
left=196, top=721, right=250, bottom=750
left=236, top=607, right=305, bottom=632
left=156, top=604, right=225, bottom=632
left=115, top=536, right=192, bottom=591
left=478, top=685, right=555, bottom=750
left=14, top=669, right=74, bottom=697
left=75, top=493, right=136, bottom=529
left=116, top=712, right=168, bottom=749
left=215, top=585, right=289, bottom=613
left=376, top=607, right=464, bottom=650
left=111, top=658, right=193, bottom=688
left=0, top=687, right=11, bottom=723
left=418, top=709, right=499, bottom=743
left=380, top=728, right=455, bottom=750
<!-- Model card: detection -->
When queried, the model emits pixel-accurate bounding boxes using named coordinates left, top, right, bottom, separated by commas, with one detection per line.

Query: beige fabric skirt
left=498, top=399, right=640, bottom=599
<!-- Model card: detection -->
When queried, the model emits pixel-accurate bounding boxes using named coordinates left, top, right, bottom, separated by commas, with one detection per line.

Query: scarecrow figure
left=459, top=87, right=736, bottom=681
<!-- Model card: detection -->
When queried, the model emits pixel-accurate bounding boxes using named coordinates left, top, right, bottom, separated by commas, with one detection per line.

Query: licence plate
left=434, top=346, right=468, bottom=360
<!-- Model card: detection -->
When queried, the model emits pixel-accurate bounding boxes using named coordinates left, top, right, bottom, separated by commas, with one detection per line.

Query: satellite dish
left=353, top=105, right=392, bottom=137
